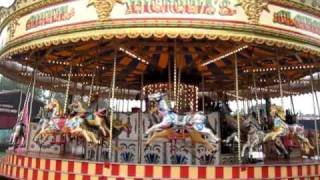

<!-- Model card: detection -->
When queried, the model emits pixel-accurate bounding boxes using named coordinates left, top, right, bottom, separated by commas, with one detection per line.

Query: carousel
left=1, top=0, right=320, bottom=179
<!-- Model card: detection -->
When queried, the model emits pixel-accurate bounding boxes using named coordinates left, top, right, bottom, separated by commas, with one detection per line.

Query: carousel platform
left=0, top=152, right=320, bottom=180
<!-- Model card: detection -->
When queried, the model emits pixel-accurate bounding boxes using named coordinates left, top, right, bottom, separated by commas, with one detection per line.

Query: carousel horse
left=69, top=100, right=131, bottom=142
left=34, top=98, right=99, bottom=145
left=68, top=100, right=110, bottom=137
left=263, top=105, right=313, bottom=154
left=10, top=111, right=25, bottom=149
left=240, top=116, right=289, bottom=160
left=145, top=92, right=219, bottom=151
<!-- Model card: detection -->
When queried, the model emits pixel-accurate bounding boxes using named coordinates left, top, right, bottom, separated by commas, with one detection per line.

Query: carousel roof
left=5, top=38, right=320, bottom=94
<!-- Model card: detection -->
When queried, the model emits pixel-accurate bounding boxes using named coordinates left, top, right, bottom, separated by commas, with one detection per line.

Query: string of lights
left=201, top=45, right=248, bottom=66
left=243, top=64, right=316, bottom=73
left=119, top=47, right=149, bottom=65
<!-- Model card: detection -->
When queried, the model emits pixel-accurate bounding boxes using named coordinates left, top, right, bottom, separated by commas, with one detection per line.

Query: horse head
left=148, top=92, right=166, bottom=102
left=45, top=98, right=63, bottom=116
left=69, top=101, right=87, bottom=114
left=270, top=104, right=285, bottom=120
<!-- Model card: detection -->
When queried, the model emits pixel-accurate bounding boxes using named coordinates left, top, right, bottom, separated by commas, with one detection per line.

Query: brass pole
left=278, top=69, right=284, bottom=107
left=88, top=74, right=95, bottom=107
left=63, top=66, right=72, bottom=114
left=310, top=71, right=320, bottom=157
left=108, top=50, right=117, bottom=161
left=26, top=68, right=37, bottom=151
left=234, top=53, right=241, bottom=163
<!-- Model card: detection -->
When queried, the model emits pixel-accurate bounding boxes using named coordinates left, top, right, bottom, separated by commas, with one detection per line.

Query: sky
left=0, top=0, right=319, bottom=115
left=0, top=0, right=14, bottom=8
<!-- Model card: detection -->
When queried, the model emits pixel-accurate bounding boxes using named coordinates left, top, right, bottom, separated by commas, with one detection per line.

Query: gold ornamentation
left=87, top=0, right=126, bottom=21
left=7, top=18, right=20, bottom=41
left=237, top=0, right=270, bottom=24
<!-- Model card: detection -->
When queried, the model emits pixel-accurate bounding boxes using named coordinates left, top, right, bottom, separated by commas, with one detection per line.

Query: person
left=87, top=94, right=99, bottom=113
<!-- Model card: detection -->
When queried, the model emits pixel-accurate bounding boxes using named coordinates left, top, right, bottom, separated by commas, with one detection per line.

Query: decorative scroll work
left=87, top=0, right=126, bottom=21
left=7, top=18, right=19, bottom=41
left=236, top=0, right=270, bottom=24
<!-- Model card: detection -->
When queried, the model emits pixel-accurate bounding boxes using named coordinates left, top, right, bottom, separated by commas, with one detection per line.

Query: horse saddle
left=95, top=109, right=106, bottom=117
left=174, top=115, right=190, bottom=127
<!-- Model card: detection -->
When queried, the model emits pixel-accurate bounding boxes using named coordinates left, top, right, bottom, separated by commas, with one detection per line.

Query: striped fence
left=1, top=153, right=320, bottom=179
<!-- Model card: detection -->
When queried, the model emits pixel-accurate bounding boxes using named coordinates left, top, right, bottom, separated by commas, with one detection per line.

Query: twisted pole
left=108, top=50, right=117, bottom=161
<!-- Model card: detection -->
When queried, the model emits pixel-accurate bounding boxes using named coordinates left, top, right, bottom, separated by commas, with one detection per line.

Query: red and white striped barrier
left=1, top=153, right=320, bottom=179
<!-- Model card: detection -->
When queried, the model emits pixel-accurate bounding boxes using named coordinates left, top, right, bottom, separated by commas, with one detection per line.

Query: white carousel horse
left=145, top=92, right=220, bottom=144
left=241, top=116, right=289, bottom=160
left=10, top=111, right=26, bottom=148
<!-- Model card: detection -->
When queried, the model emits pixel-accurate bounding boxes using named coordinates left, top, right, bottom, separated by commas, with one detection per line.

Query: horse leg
left=241, top=142, right=250, bottom=158
left=275, top=138, right=288, bottom=158
left=195, top=126, right=219, bottom=143
left=87, top=131, right=99, bottom=144
left=189, top=130, right=215, bottom=152
left=146, top=130, right=170, bottom=145
left=224, top=132, right=237, bottom=144
left=101, top=121, right=110, bottom=136
left=145, top=122, right=168, bottom=136
left=75, top=128, right=92, bottom=143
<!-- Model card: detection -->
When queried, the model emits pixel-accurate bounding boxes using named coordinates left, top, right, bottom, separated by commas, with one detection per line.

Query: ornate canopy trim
left=1, top=27, right=320, bottom=60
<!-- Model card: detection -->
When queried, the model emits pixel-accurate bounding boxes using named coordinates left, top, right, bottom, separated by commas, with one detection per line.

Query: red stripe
left=56, top=160, right=62, bottom=171
left=315, top=165, right=319, bottom=175
left=162, top=165, right=171, bottom=178
left=43, top=171, right=48, bottom=180
left=216, top=166, right=224, bottom=178
left=9, top=164, right=13, bottom=177
left=111, top=164, right=119, bottom=176
left=32, top=169, right=38, bottom=180
left=55, top=172, right=61, bottom=180
left=262, top=166, right=268, bottom=178
left=116, top=178, right=124, bottom=180
left=15, top=155, right=19, bottom=165
left=68, top=174, right=75, bottom=180
left=232, top=166, right=240, bottom=178
left=275, top=166, right=281, bottom=179
left=145, top=165, right=153, bottom=177
left=298, top=165, right=302, bottom=176
left=28, top=157, right=32, bottom=168
left=96, top=163, right=103, bottom=175
left=81, top=162, right=88, bottom=174
left=45, top=159, right=50, bottom=170
left=180, top=166, right=188, bottom=178
left=247, top=166, right=254, bottom=178
left=198, top=166, right=206, bottom=179
left=128, top=164, right=136, bottom=176
left=287, top=166, right=293, bottom=180
left=16, top=166, right=20, bottom=178
left=83, top=175, right=90, bottom=180
left=310, top=177, right=315, bottom=180
left=98, top=176, right=107, bottom=180
left=36, top=158, right=40, bottom=169
left=21, top=157, right=25, bottom=167
left=68, top=161, right=74, bottom=172
left=308, top=165, right=311, bottom=175
left=23, top=168, right=28, bottom=179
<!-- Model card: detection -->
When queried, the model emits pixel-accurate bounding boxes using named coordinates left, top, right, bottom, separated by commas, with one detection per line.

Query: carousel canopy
left=0, top=0, right=320, bottom=98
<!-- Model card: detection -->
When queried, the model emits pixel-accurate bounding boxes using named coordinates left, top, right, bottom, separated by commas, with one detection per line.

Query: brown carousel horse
left=68, top=101, right=110, bottom=137
left=69, top=100, right=132, bottom=143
